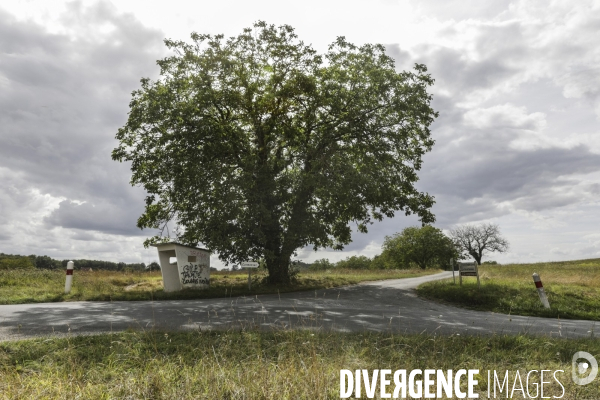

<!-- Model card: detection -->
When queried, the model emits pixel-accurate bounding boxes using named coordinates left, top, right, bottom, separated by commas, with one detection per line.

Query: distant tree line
left=307, top=223, right=509, bottom=271
left=0, top=223, right=507, bottom=272
left=309, top=256, right=374, bottom=271
left=0, top=253, right=151, bottom=272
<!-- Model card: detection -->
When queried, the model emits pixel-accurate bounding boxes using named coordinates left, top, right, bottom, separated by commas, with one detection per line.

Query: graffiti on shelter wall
left=180, top=263, right=210, bottom=285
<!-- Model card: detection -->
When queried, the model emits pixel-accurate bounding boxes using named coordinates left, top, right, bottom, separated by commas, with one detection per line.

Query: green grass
left=0, top=330, right=597, bottom=399
left=0, top=268, right=438, bottom=305
left=417, top=258, right=600, bottom=320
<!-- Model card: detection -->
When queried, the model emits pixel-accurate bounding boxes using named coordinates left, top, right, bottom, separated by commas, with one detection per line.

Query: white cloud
left=463, top=104, right=555, bottom=150
left=463, top=103, right=546, bottom=131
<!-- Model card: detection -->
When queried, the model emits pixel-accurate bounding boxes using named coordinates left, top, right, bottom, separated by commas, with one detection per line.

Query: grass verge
left=0, top=330, right=596, bottom=399
left=417, top=258, right=600, bottom=320
left=0, top=268, right=439, bottom=305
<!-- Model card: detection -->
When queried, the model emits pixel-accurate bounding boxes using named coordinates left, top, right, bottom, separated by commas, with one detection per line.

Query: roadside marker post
left=65, top=261, right=74, bottom=294
left=532, top=273, right=551, bottom=309
left=450, top=258, right=455, bottom=284
left=241, top=262, right=259, bottom=290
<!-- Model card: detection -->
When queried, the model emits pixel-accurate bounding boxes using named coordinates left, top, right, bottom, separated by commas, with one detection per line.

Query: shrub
left=309, top=258, right=335, bottom=271
left=335, top=255, right=371, bottom=270
left=0, top=257, right=36, bottom=270
left=146, top=261, right=161, bottom=271
left=369, top=254, right=392, bottom=269
left=33, top=255, right=62, bottom=269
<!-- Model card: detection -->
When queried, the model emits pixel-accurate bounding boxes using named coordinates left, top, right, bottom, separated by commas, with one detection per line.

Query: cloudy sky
left=1, top=0, right=599, bottom=267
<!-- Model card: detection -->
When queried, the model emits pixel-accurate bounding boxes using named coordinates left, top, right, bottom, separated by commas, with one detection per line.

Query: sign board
left=459, top=262, right=478, bottom=277
left=241, top=261, right=259, bottom=290
left=458, top=261, right=480, bottom=289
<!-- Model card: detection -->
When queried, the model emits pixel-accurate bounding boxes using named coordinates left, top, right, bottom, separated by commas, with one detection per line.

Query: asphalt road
left=0, top=271, right=597, bottom=341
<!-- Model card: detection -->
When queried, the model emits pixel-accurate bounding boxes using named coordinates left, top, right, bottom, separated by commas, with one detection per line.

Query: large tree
left=450, top=223, right=509, bottom=265
left=112, top=22, right=438, bottom=284
left=382, top=226, right=456, bottom=269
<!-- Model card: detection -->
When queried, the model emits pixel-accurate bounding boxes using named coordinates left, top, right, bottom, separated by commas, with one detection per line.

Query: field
left=0, top=330, right=597, bottom=399
left=417, top=258, right=600, bottom=320
left=0, top=268, right=438, bottom=305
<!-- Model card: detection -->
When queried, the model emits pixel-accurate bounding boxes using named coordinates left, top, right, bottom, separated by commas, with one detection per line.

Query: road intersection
left=0, top=271, right=597, bottom=341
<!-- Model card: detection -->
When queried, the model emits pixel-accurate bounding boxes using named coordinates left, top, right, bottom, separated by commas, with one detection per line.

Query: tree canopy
left=450, top=223, right=509, bottom=265
left=381, top=226, right=456, bottom=269
left=112, top=22, right=438, bottom=284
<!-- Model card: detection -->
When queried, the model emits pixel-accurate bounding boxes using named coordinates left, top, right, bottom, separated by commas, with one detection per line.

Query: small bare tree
left=449, top=223, right=509, bottom=265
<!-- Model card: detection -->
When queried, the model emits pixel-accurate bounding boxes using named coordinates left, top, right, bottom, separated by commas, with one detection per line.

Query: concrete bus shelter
left=152, top=243, right=211, bottom=292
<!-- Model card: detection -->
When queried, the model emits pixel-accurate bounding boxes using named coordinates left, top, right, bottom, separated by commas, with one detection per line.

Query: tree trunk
left=265, top=254, right=291, bottom=284
left=266, top=175, right=313, bottom=285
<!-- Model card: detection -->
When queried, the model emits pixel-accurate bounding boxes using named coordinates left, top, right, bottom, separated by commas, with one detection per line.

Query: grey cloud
left=550, top=248, right=569, bottom=256
left=579, top=245, right=600, bottom=257
left=409, top=0, right=512, bottom=21
left=378, top=18, right=600, bottom=234
left=384, top=44, right=412, bottom=71
left=0, top=2, right=166, bottom=237
left=472, top=21, right=530, bottom=60
left=426, top=195, right=509, bottom=227
left=429, top=94, right=465, bottom=128
left=463, top=105, right=545, bottom=131
left=307, top=213, right=425, bottom=254
left=45, top=198, right=147, bottom=236
left=419, top=141, right=600, bottom=221
left=415, top=44, right=517, bottom=96
left=512, top=192, right=580, bottom=212
left=70, top=231, right=101, bottom=241
left=0, top=2, right=165, bottom=182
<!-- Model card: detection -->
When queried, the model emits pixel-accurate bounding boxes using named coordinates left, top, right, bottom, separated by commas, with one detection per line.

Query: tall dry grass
left=478, top=258, right=600, bottom=287
left=418, top=258, right=600, bottom=320
left=0, top=267, right=439, bottom=304
left=1, top=330, right=597, bottom=399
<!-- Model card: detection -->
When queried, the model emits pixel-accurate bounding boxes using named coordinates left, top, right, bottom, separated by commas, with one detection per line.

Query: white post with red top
left=65, top=261, right=74, bottom=294
left=532, top=272, right=550, bottom=309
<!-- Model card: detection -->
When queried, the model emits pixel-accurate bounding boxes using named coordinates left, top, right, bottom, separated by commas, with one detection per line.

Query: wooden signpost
left=241, top=261, right=259, bottom=290
left=458, top=261, right=480, bottom=289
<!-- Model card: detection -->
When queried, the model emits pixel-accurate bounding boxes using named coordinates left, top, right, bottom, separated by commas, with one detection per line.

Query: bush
left=0, top=257, right=36, bottom=270
left=369, top=254, right=392, bottom=269
left=309, top=258, right=335, bottom=271
left=335, top=255, right=371, bottom=270
left=146, top=261, right=160, bottom=271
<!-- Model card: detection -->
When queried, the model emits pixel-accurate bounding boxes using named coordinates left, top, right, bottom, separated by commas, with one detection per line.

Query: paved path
left=0, top=272, right=597, bottom=341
